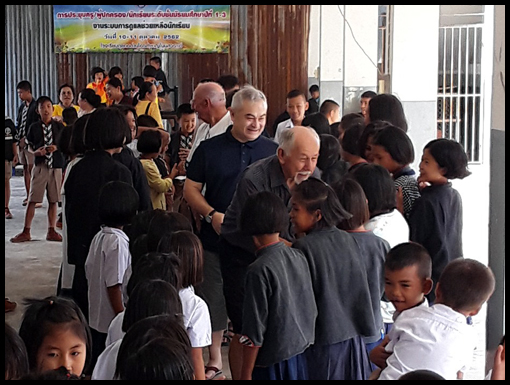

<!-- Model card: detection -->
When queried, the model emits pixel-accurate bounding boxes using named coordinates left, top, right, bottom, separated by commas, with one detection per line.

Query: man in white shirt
left=186, top=81, right=232, bottom=165
left=273, top=89, right=308, bottom=145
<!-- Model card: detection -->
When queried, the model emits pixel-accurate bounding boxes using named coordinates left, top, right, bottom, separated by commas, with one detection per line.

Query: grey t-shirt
left=349, top=231, right=391, bottom=342
left=293, top=227, right=378, bottom=346
left=241, top=242, right=317, bottom=367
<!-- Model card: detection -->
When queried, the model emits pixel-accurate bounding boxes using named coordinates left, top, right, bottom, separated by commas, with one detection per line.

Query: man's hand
left=212, top=212, right=225, bottom=235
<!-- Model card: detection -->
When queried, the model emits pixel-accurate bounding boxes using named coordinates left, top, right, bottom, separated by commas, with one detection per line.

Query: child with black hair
left=317, top=133, right=349, bottom=185
left=377, top=258, right=495, bottom=380
left=166, top=103, right=196, bottom=213
left=5, top=322, right=29, bottom=380
left=92, top=278, right=183, bottom=380
left=18, top=296, right=92, bottom=377
left=409, top=138, right=471, bottom=303
left=341, top=122, right=368, bottom=171
left=10, top=96, right=65, bottom=243
left=109, top=251, right=182, bottom=349
left=19, top=366, right=83, bottom=380
left=290, top=178, right=378, bottom=380
left=238, top=191, right=317, bottom=380
left=302, top=112, right=332, bottom=137
left=333, top=178, right=391, bottom=355
left=338, top=111, right=364, bottom=142
left=350, top=163, right=410, bottom=249
left=157, top=230, right=212, bottom=381
left=369, top=242, right=433, bottom=375
left=86, top=66, right=108, bottom=104
left=84, top=181, right=139, bottom=369
left=371, top=125, right=421, bottom=219
left=62, top=106, right=78, bottom=127
left=114, top=315, right=194, bottom=380
left=138, top=130, right=174, bottom=210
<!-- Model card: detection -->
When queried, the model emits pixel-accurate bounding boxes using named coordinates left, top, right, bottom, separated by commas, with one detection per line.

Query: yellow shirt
left=87, top=79, right=108, bottom=104
left=52, top=104, right=80, bottom=118
left=135, top=100, right=164, bottom=128
left=140, top=158, right=173, bottom=210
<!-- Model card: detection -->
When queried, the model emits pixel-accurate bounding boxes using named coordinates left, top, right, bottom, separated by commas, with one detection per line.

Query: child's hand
left=46, top=145, right=57, bottom=153
left=369, top=336, right=391, bottom=369
left=396, top=187, right=404, bottom=215
left=491, top=343, right=505, bottom=380
left=178, top=148, right=190, bottom=162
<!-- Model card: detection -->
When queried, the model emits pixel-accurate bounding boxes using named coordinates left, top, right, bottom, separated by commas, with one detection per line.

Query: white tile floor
left=5, top=174, right=489, bottom=380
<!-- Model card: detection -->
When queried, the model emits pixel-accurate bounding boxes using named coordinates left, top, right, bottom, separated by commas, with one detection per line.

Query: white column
left=391, top=5, right=440, bottom=163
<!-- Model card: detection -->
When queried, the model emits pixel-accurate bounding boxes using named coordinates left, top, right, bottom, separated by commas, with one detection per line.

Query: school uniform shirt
left=180, top=286, right=212, bottom=348
left=186, top=126, right=278, bottom=252
left=16, top=98, right=38, bottom=141
left=65, top=150, right=133, bottom=267
left=140, top=158, right=172, bottom=210
left=293, top=227, right=378, bottom=346
left=273, top=118, right=294, bottom=145
left=91, top=338, right=122, bottom=380
left=241, top=242, right=317, bottom=367
left=365, top=209, right=409, bottom=249
left=85, top=226, right=131, bottom=333
left=5, top=116, right=18, bottom=161
left=105, top=311, right=124, bottom=347
left=186, top=111, right=232, bottom=164
left=107, top=286, right=211, bottom=349
left=408, top=183, right=463, bottom=304
left=378, top=304, right=475, bottom=381
left=26, top=120, right=65, bottom=168
left=348, top=231, right=391, bottom=343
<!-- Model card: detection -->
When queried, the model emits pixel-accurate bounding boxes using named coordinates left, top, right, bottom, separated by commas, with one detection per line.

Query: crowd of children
left=5, top=73, right=503, bottom=381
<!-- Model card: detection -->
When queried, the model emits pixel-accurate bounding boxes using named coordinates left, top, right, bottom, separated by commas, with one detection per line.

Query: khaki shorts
left=28, top=164, right=62, bottom=204
left=18, top=146, right=35, bottom=166
left=5, top=160, right=13, bottom=180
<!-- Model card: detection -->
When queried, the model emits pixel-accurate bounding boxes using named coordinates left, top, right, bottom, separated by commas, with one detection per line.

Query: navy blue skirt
left=306, top=336, right=372, bottom=380
left=252, top=351, right=309, bottom=380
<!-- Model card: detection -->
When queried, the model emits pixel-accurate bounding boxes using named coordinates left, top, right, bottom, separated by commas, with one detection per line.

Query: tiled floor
left=5, top=174, right=489, bottom=380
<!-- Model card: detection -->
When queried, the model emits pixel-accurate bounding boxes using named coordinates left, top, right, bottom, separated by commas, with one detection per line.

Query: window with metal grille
left=438, top=5, right=485, bottom=163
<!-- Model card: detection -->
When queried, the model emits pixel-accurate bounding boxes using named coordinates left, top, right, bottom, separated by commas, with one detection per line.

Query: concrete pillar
left=391, top=5, right=439, bottom=167
left=487, top=4, right=505, bottom=351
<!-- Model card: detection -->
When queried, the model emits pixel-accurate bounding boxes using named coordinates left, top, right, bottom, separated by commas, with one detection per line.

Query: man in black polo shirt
left=184, top=85, right=278, bottom=380
left=220, top=125, right=321, bottom=379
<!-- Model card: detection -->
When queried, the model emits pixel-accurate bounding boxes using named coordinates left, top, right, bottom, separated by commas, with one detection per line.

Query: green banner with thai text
left=53, top=5, right=230, bottom=53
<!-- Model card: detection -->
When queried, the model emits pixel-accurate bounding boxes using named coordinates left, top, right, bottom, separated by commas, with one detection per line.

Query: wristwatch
left=204, top=209, right=217, bottom=224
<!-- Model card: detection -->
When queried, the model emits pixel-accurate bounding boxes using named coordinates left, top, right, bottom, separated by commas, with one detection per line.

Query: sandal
left=205, top=366, right=223, bottom=380
left=5, top=207, right=13, bottom=219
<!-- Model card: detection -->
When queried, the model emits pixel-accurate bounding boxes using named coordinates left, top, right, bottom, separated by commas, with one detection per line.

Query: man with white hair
left=187, top=81, right=233, bottom=165
left=184, top=85, right=277, bottom=380
left=220, top=125, right=321, bottom=380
